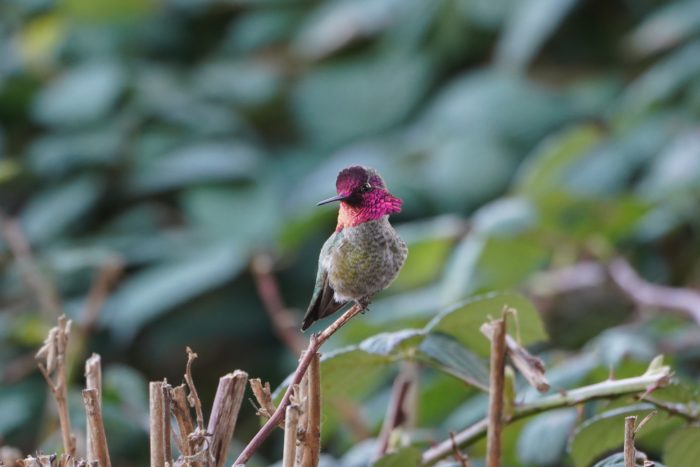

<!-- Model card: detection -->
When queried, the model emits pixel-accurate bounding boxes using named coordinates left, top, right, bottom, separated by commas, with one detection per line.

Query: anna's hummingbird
left=301, top=166, right=408, bottom=330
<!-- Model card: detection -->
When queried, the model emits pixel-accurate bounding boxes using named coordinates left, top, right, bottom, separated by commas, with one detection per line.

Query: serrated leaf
left=373, top=446, right=421, bottom=467
left=418, top=333, right=489, bottom=390
left=427, top=292, right=547, bottom=356
left=663, top=427, right=700, bottom=467
left=517, top=408, right=578, bottom=466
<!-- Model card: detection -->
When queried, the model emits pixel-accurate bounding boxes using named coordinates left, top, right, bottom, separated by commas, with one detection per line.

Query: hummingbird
left=301, top=166, right=408, bottom=330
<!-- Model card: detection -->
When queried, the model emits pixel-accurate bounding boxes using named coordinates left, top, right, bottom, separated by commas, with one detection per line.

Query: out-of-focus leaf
left=28, top=126, right=125, bottom=177
left=0, top=159, right=21, bottom=184
left=495, top=0, right=580, bottom=69
left=320, top=347, right=392, bottom=399
left=586, top=328, right=657, bottom=368
left=637, top=130, right=700, bottom=200
left=294, top=0, right=403, bottom=60
left=457, top=0, right=515, bottom=30
left=515, top=124, right=603, bottom=197
left=20, top=175, right=103, bottom=245
left=472, top=197, right=538, bottom=236
left=663, top=427, right=700, bottom=467
left=226, top=9, right=301, bottom=53
left=418, top=333, right=489, bottom=390
left=292, top=53, right=432, bottom=147
left=419, top=70, right=571, bottom=147
left=103, top=364, right=149, bottom=415
left=127, top=141, right=260, bottom=194
left=619, top=40, right=700, bottom=117
left=390, top=216, right=463, bottom=291
left=61, top=0, right=156, bottom=21
left=427, top=292, right=547, bottom=355
left=517, top=408, right=578, bottom=466
left=626, top=0, right=700, bottom=57
left=103, top=244, right=246, bottom=342
left=32, top=61, right=125, bottom=127
left=17, top=13, right=65, bottom=70
left=192, top=60, right=281, bottom=107
left=441, top=234, right=548, bottom=302
left=0, top=380, right=43, bottom=436
left=373, top=446, right=421, bottom=467
left=568, top=404, right=678, bottom=467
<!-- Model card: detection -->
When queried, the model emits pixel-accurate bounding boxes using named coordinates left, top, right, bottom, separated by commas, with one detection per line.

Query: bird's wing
left=301, top=231, right=347, bottom=330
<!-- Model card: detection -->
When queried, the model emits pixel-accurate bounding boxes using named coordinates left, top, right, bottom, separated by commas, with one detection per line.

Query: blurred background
left=1, top=0, right=699, bottom=465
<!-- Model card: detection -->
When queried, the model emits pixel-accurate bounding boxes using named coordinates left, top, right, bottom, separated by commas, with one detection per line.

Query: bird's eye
left=360, top=183, right=372, bottom=193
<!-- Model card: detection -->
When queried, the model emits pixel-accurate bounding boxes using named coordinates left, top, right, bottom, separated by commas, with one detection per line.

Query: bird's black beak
left=317, top=194, right=347, bottom=206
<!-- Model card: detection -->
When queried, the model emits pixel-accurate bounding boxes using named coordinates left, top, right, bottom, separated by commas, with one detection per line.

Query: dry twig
left=486, top=316, right=506, bottom=467
left=185, top=348, right=206, bottom=432
left=82, top=388, right=111, bottom=467
left=233, top=303, right=365, bottom=466
left=449, top=432, right=471, bottom=467
left=149, top=380, right=171, bottom=467
left=249, top=379, right=278, bottom=423
left=624, top=416, right=636, bottom=467
left=374, top=367, right=414, bottom=459
left=36, top=316, right=76, bottom=457
left=84, top=353, right=102, bottom=463
left=298, top=353, right=321, bottom=467
left=171, top=384, right=195, bottom=460
left=207, top=371, right=249, bottom=467
left=282, top=404, right=300, bottom=467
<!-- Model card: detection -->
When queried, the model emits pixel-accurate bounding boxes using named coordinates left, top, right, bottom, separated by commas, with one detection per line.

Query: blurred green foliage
left=1, top=0, right=700, bottom=465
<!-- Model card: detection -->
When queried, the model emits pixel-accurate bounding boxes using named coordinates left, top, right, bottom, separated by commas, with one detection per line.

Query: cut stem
left=207, top=371, right=249, bottom=467
left=486, top=317, right=506, bottom=467
left=624, top=416, right=636, bottom=467
left=283, top=405, right=300, bottom=467
left=82, top=388, right=111, bottom=467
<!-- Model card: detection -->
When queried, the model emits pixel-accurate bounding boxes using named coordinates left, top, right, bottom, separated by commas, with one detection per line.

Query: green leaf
left=593, top=452, right=665, bottom=467
left=568, top=404, right=679, bottom=467
left=192, top=60, right=281, bottom=107
left=20, top=175, right=103, bottom=245
left=427, top=292, right=547, bottom=355
left=32, top=61, right=125, bottom=127
left=418, top=333, right=489, bottom=390
left=626, top=0, right=700, bottom=57
left=320, top=347, right=393, bottom=399
left=373, top=446, right=421, bottom=467
left=292, top=53, right=432, bottom=147
left=495, top=0, right=580, bottom=69
left=515, top=124, right=603, bottom=196
left=127, top=141, right=261, bottom=194
left=517, top=408, right=578, bottom=466
left=358, top=329, right=426, bottom=357
left=103, top=244, right=246, bottom=342
left=663, top=427, right=700, bottom=467
left=472, top=197, right=538, bottom=236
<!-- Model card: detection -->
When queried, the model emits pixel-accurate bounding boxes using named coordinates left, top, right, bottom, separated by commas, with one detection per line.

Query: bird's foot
left=358, top=297, right=372, bottom=314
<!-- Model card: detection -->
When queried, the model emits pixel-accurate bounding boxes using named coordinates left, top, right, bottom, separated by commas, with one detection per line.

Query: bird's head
left=318, top=166, right=402, bottom=230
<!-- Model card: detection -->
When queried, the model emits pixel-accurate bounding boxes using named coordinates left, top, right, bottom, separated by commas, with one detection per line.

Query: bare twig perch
left=85, top=353, right=102, bottom=462
left=207, top=371, right=249, bottom=467
left=624, top=416, right=636, bottom=467
left=171, top=384, right=195, bottom=460
left=82, top=388, right=111, bottom=467
left=486, top=317, right=506, bottom=467
left=36, top=316, right=76, bottom=457
left=421, top=360, right=672, bottom=466
left=233, top=303, right=365, bottom=466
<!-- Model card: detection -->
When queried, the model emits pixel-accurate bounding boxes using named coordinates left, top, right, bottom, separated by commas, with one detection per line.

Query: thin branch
left=294, top=371, right=309, bottom=467
left=486, top=316, right=506, bottom=467
left=185, top=347, right=205, bottom=432
left=481, top=322, right=549, bottom=393
left=251, top=254, right=306, bottom=355
left=299, top=353, right=321, bottom=467
left=421, top=363, right=672, bottom=466
left=624, top=416, right=636, bottom=467
left=609, top=257, right=700, bottom=325
left=0, top=211, right=62, bottom=317
left=374, top=368, right=413, bottom=459
left=207, top=371, right=249, bottom=467
left=233, top=303, right=365, bottom=466
left=283, top=404, right=301, bottom=467
left=638, top=395, right=699, bottom=422
left=82, top=388, right=111, bottom=467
